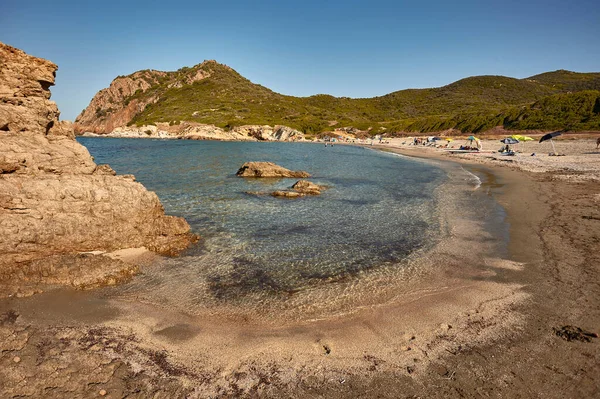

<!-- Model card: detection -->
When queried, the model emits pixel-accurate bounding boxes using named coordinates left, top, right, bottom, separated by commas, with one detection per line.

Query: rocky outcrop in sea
left=0, top=42, right=197, bottom=297
left=236, top=162, right=311, bottom=178
left=270, top=180, right=326, bottom=198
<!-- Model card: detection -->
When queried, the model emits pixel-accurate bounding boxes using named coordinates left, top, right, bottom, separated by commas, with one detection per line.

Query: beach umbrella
left=500, top=137, right=519, bottom=144
left=539, top=131, right=562, bottom=154
left=465, top=135, right=481, bottom=150
left=513, top=135, right=533, bottom=141
left=511, top=134, right=534, bottom=151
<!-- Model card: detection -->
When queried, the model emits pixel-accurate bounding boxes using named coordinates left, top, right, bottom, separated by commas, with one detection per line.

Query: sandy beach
left=1, top=138, right=599, bottom=398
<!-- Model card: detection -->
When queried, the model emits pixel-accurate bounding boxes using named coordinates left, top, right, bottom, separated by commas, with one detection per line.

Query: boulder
left=236, top=162, right=310, bottom=178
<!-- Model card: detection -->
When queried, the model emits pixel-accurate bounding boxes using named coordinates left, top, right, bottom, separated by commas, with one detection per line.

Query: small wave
left=461, top=166, right=482, bottom=190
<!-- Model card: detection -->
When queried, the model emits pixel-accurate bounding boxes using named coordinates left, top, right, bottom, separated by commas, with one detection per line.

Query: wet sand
left=1, top=141, right=599, bottom=397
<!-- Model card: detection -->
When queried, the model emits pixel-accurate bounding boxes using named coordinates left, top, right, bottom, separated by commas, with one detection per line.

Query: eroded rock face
left=182, top=123, right=257, bottom=141
left=231, top=125, right=304, bottom=141
left=73, top=63, right=217, bottom=134
left=0, top=42, right=197, bottom=294
left=73, top=70, right=168, bottom=134
left=0, top=44, right=70, bottom=137
left=236, top=162, right=311, bottom=178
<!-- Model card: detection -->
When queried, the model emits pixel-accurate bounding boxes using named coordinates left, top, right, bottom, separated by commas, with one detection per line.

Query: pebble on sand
left=13, top=356, right=21, bottom=363
left=99, top=389, right=107, bottom=396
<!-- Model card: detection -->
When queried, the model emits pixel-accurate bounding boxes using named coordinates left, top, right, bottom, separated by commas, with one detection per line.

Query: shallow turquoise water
left=79, top=138, right=447, bottom=304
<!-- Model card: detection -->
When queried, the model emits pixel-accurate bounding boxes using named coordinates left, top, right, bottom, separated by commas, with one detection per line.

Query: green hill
left=78, top=63, right=600, bottom=135
left=526, top=70, right=600, bottom=92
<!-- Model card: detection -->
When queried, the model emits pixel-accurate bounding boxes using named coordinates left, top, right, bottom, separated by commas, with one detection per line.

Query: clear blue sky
left=2, top=0, right=599, bottom=120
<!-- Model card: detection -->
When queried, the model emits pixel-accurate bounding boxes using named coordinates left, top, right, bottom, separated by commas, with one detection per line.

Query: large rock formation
left=236, top=162, right=311, bottom=178
left=0, top=42, right=197, bottom=296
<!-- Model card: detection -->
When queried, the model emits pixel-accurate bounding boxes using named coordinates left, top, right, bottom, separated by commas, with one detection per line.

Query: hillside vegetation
left=81, top=61, right=600, bottom=134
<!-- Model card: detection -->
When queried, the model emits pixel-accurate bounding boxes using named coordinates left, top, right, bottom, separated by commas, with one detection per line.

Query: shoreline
left=2, top=140, right=599, bottom=397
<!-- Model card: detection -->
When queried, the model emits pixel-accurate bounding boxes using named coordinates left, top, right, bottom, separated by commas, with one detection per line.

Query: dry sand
left=1, top=138, right=599, bottom=398
left=385, top=136, right=600, bottom=180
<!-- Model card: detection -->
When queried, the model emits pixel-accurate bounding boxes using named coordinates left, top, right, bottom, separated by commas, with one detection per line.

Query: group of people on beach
left=498, top=144, right=515, bottom=155
left=412, top=137, right=451, bottom=147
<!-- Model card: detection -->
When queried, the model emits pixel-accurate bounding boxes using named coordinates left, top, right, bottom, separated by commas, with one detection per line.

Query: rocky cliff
left=73, top=62, right=218, bottom=134
left=74, top=69, right=167, bottom=134
left=0, top=42, right=197, bottom=296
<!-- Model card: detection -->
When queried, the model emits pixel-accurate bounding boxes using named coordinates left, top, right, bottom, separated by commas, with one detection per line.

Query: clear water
left=78, top=138, right=448, bottom=318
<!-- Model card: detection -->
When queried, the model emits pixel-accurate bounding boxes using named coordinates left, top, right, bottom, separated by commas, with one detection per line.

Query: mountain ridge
left=74, top=63, right=600, bottom=135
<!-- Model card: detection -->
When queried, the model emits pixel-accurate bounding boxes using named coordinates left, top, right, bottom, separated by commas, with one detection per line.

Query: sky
left=2, top=0, right=599, bottom=121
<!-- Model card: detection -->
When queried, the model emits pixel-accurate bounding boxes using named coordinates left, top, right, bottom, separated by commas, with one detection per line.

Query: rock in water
left=0, top=42, right=198, bottom=296
left=248, top=180, right=327, bottom=199
left=271, top=190, right=305, bottom=198
left=291, top=180, right=325, bottom=195
left=236, top=162, right=310, bottom=178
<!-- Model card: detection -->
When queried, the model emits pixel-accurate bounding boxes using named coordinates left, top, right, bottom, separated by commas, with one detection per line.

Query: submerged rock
left=271, top=190, right=305, bottom=198
left=236, top=162, right=310, bottom=178
left=0, top=42, right=198, bottom=295
left=291, top=180, right=325, bottom=195
left=266, top=180, right=327, bottom=199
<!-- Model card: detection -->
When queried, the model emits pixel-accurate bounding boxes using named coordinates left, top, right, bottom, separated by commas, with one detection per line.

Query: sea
left=78, top=138, right=497, bottom=321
